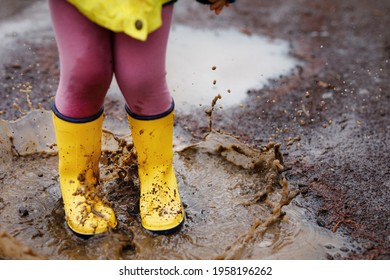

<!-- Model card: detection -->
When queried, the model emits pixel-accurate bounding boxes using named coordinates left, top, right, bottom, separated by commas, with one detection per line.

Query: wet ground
left=0, top=0, right=389, bottom=260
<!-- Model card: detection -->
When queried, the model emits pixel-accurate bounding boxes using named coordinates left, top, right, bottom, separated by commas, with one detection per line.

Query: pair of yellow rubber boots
left=52, top=104, right=184, bottom=235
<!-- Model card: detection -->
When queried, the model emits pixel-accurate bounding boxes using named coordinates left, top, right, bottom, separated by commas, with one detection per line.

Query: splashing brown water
left=0, top=110, right=352, bottom=260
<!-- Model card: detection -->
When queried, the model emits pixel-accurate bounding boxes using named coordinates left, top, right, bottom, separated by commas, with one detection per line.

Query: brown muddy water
left=0, top=110, right=354, bottom=260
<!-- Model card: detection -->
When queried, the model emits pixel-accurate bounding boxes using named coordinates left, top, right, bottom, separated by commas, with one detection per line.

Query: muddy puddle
left=0, top=110, right=354, bottom=260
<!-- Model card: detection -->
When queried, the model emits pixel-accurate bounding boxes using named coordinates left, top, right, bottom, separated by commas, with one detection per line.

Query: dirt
left=0, top=0, right=389, bottom=259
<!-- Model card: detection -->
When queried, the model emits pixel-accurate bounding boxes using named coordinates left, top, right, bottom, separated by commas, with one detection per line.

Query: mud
left=0, top=110, right=355, bottom=259
left=0, top=0, right=389, bottom=260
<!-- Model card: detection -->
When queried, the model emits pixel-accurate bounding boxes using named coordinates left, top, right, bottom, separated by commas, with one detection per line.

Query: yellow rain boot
left=126, top=103, right=184, bottom=233
left=52, top=106, right=117, bottom=235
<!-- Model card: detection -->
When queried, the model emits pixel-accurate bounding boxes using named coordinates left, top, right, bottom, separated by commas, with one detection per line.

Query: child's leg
left=49, top=0, right=117, bottom=235
left=49, top=0, right=113, bottom=118
left=115, top=5, right=184, bottom=233
left=113, top=5, right=174, bottom=116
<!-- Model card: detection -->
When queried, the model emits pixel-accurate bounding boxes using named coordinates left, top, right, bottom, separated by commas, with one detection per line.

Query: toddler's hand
left=209, top=0, right=231, bottom=15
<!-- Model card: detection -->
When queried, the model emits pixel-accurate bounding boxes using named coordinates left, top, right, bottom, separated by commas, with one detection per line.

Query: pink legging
left=49, top=0, right=173, bottom=118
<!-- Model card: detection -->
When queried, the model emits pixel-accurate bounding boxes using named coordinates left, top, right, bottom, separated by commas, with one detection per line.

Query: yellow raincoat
left=67, top=0, right=176, bottom=41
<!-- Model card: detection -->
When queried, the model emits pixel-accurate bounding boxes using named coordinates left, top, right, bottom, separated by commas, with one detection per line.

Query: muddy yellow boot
left=126, top=103, right=184, bottom=233
left=52, top=105, right=117, bottom=235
